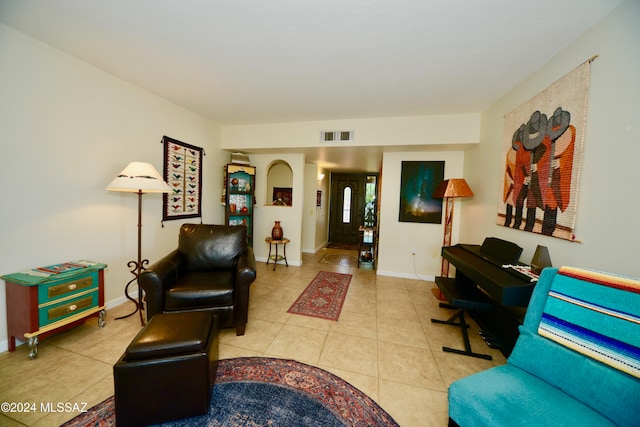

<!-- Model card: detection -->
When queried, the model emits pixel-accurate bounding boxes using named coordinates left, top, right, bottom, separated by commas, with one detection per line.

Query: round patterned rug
left=63, top=357, right=399, bottom=427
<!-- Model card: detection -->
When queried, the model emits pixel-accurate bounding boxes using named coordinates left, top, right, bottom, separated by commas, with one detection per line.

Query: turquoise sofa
left=448, top=267, right=640, bottom=426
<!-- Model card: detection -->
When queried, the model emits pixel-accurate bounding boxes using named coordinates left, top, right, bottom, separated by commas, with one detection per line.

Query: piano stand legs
left=431, top=305, right=493, bottom=361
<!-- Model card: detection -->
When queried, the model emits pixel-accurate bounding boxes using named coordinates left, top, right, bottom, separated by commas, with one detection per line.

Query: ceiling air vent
left=320, top=130, right=354, bottom=143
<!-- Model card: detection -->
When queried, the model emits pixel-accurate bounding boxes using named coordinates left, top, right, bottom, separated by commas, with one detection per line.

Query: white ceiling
left=0, top=0, right=622, bottom=171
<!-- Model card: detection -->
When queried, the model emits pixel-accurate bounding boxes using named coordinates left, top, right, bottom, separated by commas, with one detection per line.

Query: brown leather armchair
left=139, top=223, right=256, bottom=335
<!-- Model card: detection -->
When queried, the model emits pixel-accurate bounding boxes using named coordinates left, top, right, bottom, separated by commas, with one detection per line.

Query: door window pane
left=342, top=187, right=352, bottom=223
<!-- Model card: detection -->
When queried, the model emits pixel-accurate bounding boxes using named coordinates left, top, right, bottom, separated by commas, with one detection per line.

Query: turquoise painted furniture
left=448, top=267, right=640, bottom=426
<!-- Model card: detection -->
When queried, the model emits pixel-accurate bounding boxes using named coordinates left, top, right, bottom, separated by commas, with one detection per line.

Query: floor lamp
left=106, top=162, right=170, bottom=325
left=432, top=178, right=474, bottom=299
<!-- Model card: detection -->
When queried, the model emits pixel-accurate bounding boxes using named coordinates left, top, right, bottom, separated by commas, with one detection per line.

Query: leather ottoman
left=113, top=311, right=219, bottom=426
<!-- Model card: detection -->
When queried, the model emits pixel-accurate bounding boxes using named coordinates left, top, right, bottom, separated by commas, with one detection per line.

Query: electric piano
left=435, top=238, right=536, bottom=356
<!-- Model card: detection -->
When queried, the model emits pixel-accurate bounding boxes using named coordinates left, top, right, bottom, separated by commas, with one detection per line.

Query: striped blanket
left=538, top=266, right=640, bottom=378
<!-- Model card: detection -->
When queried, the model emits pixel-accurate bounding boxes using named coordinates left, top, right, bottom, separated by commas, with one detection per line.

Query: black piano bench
left=431, top=277, right=494, bottom=360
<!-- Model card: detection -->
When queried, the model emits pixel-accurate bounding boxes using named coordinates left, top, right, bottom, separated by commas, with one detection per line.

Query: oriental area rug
left=287, top=271, right=352, bottom=321
left=62, top=357, right=399, bottom=427
left=326, top=242, right=360, bottom=251
left=319, top=252, right=359, bottom=267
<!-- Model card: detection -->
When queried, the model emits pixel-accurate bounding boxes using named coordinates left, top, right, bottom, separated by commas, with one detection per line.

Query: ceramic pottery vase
left=271, top=221, right=283, bottom=240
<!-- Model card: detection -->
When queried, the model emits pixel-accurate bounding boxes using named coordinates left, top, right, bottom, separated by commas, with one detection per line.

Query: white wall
left=221, top=113, right=481, bottom=273
left=461, top=0, right=640, bottom=278
left=5, top=0, right=635, bottom=354
left=0, top=24, right=225, bottom=352
left=377, top=151, right=466, bottom=279
left=315, top=169, right=330, bottom=251
left=248, top=153, right=305, bottom=266
left=221, top=114, right=480, bottom=151
left=302, top=164, right=317, bottom=252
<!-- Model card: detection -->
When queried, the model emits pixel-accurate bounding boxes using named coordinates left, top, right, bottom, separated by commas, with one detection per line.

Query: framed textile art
left=497, top=60, right=591, bottom=241
left=398, top=161, right=444, bottom=223
left=162, top=135, right=203, bottom=222
left=273, top=187, right=292, bottom=206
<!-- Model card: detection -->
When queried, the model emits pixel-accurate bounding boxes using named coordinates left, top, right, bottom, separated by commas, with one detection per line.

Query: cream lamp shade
left=106, top=162, right=171, bottom=193
left=105, top=161, right=170, bottom=325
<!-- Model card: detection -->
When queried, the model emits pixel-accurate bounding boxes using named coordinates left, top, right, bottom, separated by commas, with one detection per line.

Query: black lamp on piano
left=433, top=178, right=475, bottom=298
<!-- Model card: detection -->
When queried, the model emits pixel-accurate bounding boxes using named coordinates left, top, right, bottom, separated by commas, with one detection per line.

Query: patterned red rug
left=326, top=242, right=360, bottom=251
left=287, top=271, right=352, bottom=321
left=319, top=252, right=359, bottom=267
left=61, top=358, right=399, bottom=426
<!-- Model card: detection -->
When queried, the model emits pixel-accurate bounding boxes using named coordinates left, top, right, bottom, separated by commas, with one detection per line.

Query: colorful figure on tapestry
left=497, top=60, right=589, bottom=241
left=501, top=107, right=576, bottom=236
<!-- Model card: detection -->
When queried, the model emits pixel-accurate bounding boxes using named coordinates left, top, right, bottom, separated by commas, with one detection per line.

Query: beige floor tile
left=341, top=292, right=377, bottom=315
left=376, top=286, right=412, bottom=304
left=78, top=327, right=142, bottom=364
left=319, top=332, right=378, bottom=377
left=377, top=300, right=421, bottom=323
left=264, top=324, right=328, bottom=364
left=221, top=318, right=284, bottom=353
left=250, top=298, right=293, bottom=324
left=347, top=280, right=377, bottom=299
left=432, top=349, right=497, bottom=387
left=0, top=346, right=111, bottom=425
left=377, top=318, right=429, bottom=349
left=285, top=312, right=333, bottom=331
left=219, top=344, right=264, bottom=359
left=0, top=414, right=24, bottom=427
left=378, top=341, right=447, bottom=391
left=378, top=379, right=449, bottom=427
left=33, top=374, right=114, bottom=427
left=375, top=275, right=408, bottom=289
left=329, top=309, right=377, bottom=339
left=0, top=247, right=509, bottom=426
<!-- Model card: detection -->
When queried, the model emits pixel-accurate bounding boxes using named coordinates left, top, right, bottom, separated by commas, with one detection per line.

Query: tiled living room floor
left=0, top=248, right=506, bottom=426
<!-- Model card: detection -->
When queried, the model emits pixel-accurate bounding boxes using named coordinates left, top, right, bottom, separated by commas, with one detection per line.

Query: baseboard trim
left=255, top=256, right=302, bottom=267
left=376, top=270, right=435, bottom=282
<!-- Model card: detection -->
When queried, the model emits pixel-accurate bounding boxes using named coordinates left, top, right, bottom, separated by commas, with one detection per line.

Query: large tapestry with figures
left=162, top=135, right=203, bottom=222
left=497, top=60, right=592, bottom=241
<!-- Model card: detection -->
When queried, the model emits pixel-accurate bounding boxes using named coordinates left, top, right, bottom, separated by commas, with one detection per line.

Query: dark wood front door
left=329, top=173, right=367, bottom=244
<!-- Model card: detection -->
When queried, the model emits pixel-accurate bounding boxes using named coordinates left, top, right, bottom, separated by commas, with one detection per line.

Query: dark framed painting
left=398, top=161, right=445, bottom=223
left=273, top=187, right=292, bottom=206
left=162, top=135, right=203, bottom=221
left=316, top=190, right=322, bottom=207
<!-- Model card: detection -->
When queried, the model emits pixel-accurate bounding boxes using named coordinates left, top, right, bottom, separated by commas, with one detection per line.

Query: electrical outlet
left=411, top=248, right=416, bottom=255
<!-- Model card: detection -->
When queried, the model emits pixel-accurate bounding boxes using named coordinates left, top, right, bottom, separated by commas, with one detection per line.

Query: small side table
left=265, top=237, right=290, bottom=271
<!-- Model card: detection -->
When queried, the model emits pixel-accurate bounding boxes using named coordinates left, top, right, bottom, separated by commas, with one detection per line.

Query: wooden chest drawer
left=38, top=272, right=98, bottom=304
left=38, top=290, right=99, bottom=327
left=3, top=261, right=107, bottom=359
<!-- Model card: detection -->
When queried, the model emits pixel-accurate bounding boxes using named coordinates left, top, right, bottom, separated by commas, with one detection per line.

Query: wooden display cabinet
left=224, top=164, right=256, bottom=245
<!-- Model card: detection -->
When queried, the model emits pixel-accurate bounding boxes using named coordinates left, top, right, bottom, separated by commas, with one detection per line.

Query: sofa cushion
left=537, top=266, right=640, bottom=378
left=448, top=364, right=617, bottom=427
left=178, top=224, right=248, bottom=271
left=165, top=271, right=235, bottom=310
left=509, top=328, right=640, bottom=427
